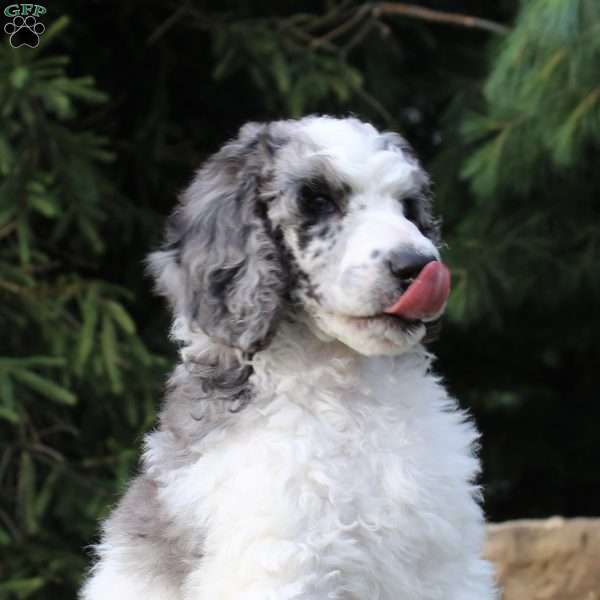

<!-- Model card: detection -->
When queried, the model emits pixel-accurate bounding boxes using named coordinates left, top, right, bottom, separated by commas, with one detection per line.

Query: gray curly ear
left=148, top=123, right=287, bottom=354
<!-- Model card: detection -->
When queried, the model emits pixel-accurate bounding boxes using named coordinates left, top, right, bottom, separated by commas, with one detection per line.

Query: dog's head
left=149, top=116, right=449, bottom=357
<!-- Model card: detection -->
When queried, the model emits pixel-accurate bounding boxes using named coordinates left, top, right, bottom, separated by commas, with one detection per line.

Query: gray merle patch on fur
left=147, top=124, right=292, bottom=411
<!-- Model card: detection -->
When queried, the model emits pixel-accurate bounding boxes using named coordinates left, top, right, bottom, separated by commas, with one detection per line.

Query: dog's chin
left=309, top=310, right=427, bottom=356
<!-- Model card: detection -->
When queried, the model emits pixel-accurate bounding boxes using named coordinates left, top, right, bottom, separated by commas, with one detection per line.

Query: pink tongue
left=384, top=261, right=451, bottom=321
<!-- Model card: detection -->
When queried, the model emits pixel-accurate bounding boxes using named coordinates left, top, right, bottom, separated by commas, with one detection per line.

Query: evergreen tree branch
left=310, top=2, right=509, bottom=50
left=372, top=3, right=510, bottom=35
left=311, top=4, right=373, bottom=48
left=147, top=1, right=191, bottom=45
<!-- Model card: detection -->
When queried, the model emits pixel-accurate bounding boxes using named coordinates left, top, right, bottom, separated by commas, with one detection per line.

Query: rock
left=485, top=517, right=600, bottom=600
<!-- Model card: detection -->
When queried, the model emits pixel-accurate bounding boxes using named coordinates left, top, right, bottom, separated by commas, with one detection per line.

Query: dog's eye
left=402, top=196, right=420, bottom=224
left=299, top=184, right=338, bottom=218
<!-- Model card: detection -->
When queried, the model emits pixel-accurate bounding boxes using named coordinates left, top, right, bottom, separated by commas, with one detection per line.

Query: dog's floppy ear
left=148, top=123, right=287, bottom=354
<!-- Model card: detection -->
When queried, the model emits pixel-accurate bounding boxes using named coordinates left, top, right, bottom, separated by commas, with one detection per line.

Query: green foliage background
left=1, top=1, right=599, bottom=597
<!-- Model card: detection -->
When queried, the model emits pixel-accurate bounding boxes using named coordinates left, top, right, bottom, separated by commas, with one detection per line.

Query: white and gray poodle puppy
left=81, top=116, right=497, bottom=600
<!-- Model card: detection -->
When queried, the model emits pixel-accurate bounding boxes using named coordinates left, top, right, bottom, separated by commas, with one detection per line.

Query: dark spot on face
left=295, top=176, right=348, bottom=249
left=296, top=275, right=321, bottom=303
left=298, top=218, right=337, bottom=250
left=402, top=196, right=421, bottom=225
left=298, top=180, right=339, bottom=220
left=370, top=250, right=381, bottom=260
left=317, top=224, right=331, bottom=238
left=396, top=193, right=440, bottom=244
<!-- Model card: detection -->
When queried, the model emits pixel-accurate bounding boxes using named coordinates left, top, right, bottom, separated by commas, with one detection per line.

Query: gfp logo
left=4, top=4, right=46, bottom=48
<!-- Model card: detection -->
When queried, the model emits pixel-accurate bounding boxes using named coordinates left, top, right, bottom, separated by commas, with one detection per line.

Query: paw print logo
left=4, top=15, right=45, bottom=48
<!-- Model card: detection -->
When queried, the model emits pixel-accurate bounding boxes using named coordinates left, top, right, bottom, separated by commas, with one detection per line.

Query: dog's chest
left=165, top=360, right=480, bottom=598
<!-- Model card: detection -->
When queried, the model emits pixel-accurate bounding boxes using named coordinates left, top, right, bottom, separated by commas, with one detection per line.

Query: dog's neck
left=251, top=317, right=433, bottom=404
left=170, top=315, right=433, bottom=416
left=159, top=315, right=436, bottom=456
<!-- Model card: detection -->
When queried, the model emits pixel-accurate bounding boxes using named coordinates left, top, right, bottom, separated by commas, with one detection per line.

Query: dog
left=81, top=116, right=497, bottom=599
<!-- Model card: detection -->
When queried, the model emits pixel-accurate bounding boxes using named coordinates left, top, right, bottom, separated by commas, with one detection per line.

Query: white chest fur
left=147, top=344, right=494, bottom=600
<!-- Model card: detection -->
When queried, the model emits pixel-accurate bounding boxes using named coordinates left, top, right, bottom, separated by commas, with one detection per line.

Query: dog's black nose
left=387, top=250, right=436, bottom=284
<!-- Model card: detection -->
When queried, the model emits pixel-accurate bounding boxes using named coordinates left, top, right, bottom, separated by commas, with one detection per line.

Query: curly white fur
left=81, top=116, right=497, bottom=600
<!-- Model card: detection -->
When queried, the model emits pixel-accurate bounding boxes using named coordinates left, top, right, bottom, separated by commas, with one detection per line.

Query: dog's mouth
left=340, top=261, right=450, bottom=342
left=383, top=261, right=451, bottom=321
